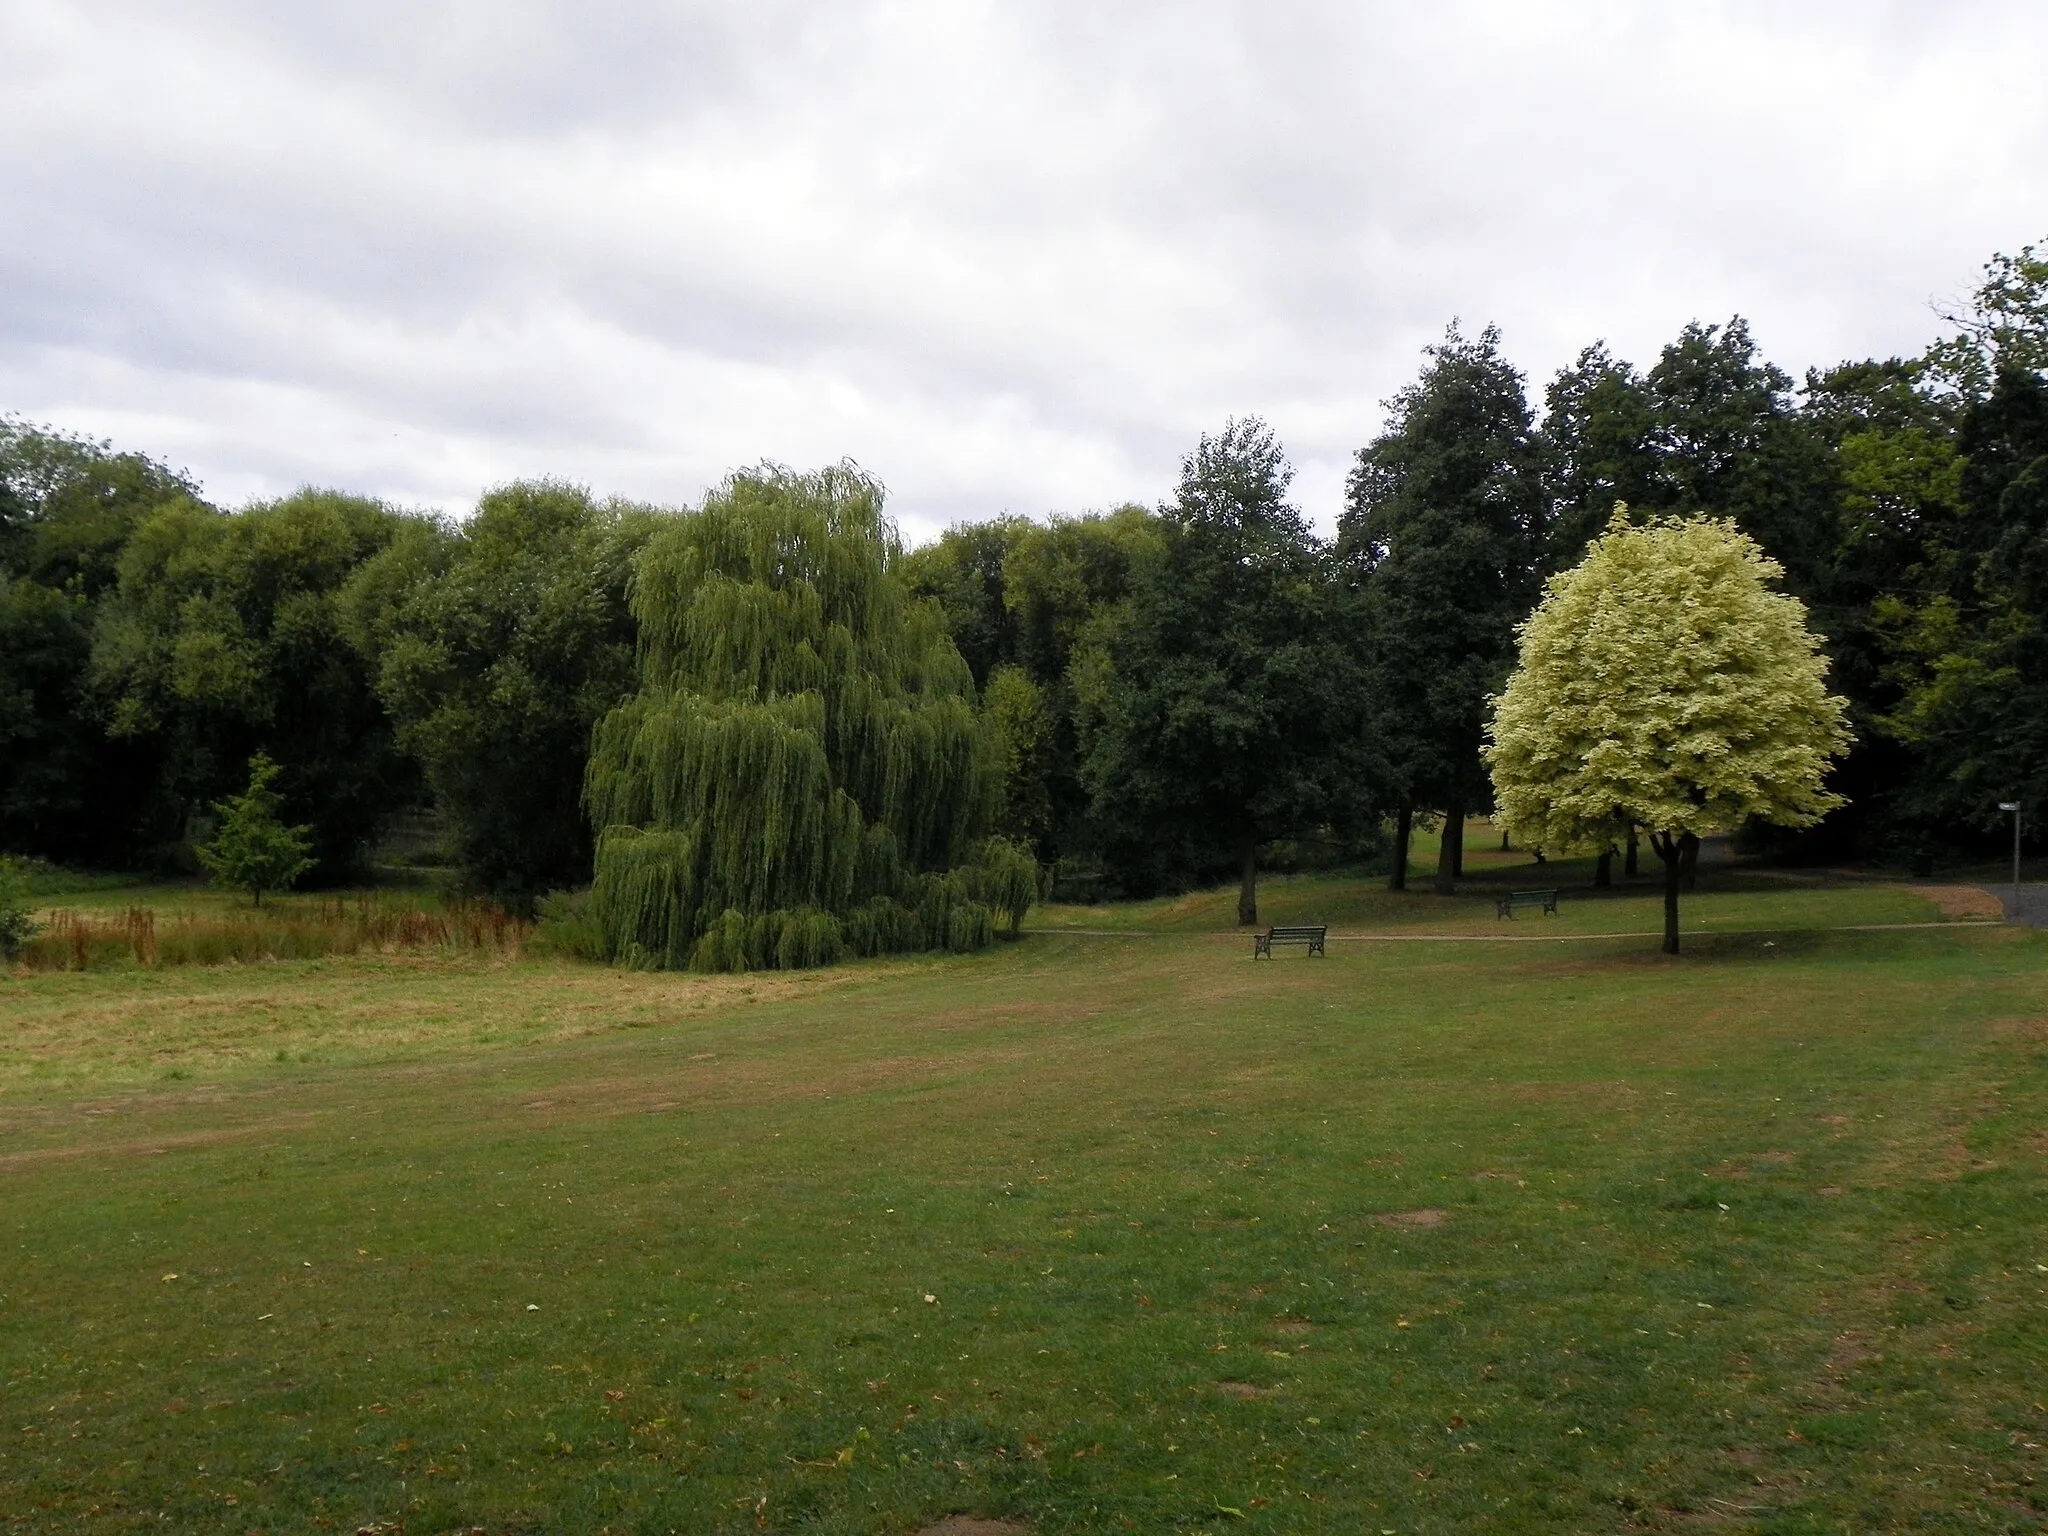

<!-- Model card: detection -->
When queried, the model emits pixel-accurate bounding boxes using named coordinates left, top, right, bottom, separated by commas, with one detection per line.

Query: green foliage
left=1344, top=325, right=1546, bottom=883
left=0, top=855, right=41, bottom=958
left=897, top=515, right=1026, bottom=688
left=982, top=664, right=1054, bottom=848
left=900, top=505, right=1162, bottom=868
left=957, top=835, right=1041, bottom=935
left=0, top=420, right=198, bottom=863
left=90, top=489, right=414, bottom=875
left=1539, top=341, right=1662, bottom=563
left=585, top=464, right=1021, bottom=970
left=1084, top=419, right=1350, bottom=920
left=528, top=889, right=609, bottom=963
left=196, top=753, right=316, bottom=906
left=1866, top=366, right=2048, bottom=841
left=343, top=481, right=660, bottom=907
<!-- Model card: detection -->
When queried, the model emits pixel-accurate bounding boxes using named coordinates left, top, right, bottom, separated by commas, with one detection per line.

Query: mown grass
left=1033, top=828, right=1984, bottom=938
left=2, top=870, right=2045, bottom=1534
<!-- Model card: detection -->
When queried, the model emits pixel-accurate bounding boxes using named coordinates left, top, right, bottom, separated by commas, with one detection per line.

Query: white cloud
left=3, top=0, right=2044, bottom=540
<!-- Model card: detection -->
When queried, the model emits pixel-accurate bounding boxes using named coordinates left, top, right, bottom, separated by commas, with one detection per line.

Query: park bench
left=1254, top=924, right=1327, bottom=958
left=1495, top=889, right=1559, bottom=919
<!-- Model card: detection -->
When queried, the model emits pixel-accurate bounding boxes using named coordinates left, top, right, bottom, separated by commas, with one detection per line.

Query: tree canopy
left=5, top=233, right=2048, bottom=942
left=0, top=420, right=199, bottom=862
left=1342, top=325, right=1547, bottom=892
left=89, top=489, right=413, bottom=877
left=583, top=464, right=1028, bottom=970
left=1082, top=418, right=1351, bottom=923
left=344, top=481, right=660, bottom=907
left=1487, top=511, right=1852, bottom=952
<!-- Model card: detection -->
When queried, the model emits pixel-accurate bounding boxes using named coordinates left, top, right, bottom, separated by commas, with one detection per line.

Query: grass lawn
left=2, top=867, right=2045, bottom=1533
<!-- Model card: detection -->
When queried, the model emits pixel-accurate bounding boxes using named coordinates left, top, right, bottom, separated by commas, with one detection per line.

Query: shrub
left=0, top=857, right=41, bottom=960
left=530, top=890, right=608, bottom=962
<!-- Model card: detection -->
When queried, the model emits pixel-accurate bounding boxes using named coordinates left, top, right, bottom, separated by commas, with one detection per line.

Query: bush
left=946, top=900, right=995, bottom=953
left=0, top=858, right=41, bottom=960
left=530, top=889, right=608, bottom=962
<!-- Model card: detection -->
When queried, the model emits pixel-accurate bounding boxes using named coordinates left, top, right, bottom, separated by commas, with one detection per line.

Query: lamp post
left=1999, top=801, right=2022, bottom=922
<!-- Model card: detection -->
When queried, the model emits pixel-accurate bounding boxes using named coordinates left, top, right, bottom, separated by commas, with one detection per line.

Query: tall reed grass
left=14, top=896, right=528, bottom=971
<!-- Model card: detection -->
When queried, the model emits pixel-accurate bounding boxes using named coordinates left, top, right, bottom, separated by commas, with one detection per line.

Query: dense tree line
left=3, top=239, right=2043, bottom=926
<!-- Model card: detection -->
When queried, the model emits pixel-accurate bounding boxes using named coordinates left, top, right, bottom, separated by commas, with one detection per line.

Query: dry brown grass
left=15, top=897, right=528, bottom=972
left=0, top=953, right=905, bottom=1091
left=1916, top=885, right=2007, bottom=920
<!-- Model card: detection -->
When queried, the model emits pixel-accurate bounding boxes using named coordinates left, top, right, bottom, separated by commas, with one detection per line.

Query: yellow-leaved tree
left=1485, top=510, right=1852, bottom=953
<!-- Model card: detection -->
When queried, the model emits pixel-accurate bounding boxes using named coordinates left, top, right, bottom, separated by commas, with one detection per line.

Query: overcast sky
left=3, top=1, right=2044, bottom=541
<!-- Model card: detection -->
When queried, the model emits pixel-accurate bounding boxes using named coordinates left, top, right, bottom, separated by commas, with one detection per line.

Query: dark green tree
left=1081, top=419, right=1347, bottom=924
left=1873, top=366, right=2048, bottom=846
left=1643, top=319, right=1841, bottom=598
left=0, top=420, right=197, bottom=863
left=90, top=489, right=413, bottom=876
left=196, top=752, right=315, bottom=905
left=343, top=481, right=660, bottom=907
left=1775, top=242, right=2048, bottom=860
left=1342, top=325, right=1547, bottom=893
left=907, top=506, right=1163, bottom=866
left=1539, top=342, right=1661, bottom=564
left=900, top=516, right=1027, bottom=690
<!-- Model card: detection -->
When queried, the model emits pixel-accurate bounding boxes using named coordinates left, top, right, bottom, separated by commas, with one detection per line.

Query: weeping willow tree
left=585, top=464, right=1038, bottom=971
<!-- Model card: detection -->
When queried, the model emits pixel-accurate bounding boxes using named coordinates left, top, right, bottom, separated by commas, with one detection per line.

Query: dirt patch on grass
left=1915, top=885, right=2005, bottom=920
left=1270, top=1318, right=1314, bottom=1335
left=0, top=1121, right=309, bottom=1171
left=1989, top=1016, right=2048, bottom=1043
left=914, top=1519, right=1030, bottom=1536
left=1375, top=1208, right=1448, bottom=1228
left=1214, top=1381, right=1274, bottom=1398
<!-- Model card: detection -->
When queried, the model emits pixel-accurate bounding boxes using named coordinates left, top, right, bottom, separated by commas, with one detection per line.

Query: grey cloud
left=3, top=0, right=2046, bottom=540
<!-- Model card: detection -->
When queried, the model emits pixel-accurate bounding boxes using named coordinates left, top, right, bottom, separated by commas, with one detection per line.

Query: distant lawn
left=2, top=871, right=2045, bottom=1533
left=1034, top=831, right=1988, bottom=937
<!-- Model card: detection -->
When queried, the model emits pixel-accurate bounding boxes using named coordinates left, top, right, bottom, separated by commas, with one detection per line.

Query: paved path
left=1985, top=882, right=2048, bottom=927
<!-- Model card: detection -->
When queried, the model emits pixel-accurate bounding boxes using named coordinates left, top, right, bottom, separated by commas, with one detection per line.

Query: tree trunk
left=1652, top=830, right=1680, bottom=954
left=1237, top=833, right=1259, bottom=928
left=1678, top=831, right=1700, bottom=892
left=1433, top=800, right=1463, bottom=895
left=1387, top=805, right=1412, bottom=892
left=1594, top=849, right=1613, bottom=888
left=1625, top=826, right=1639, bottom=878
left=1500, top=829, right=1511, bottom=851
